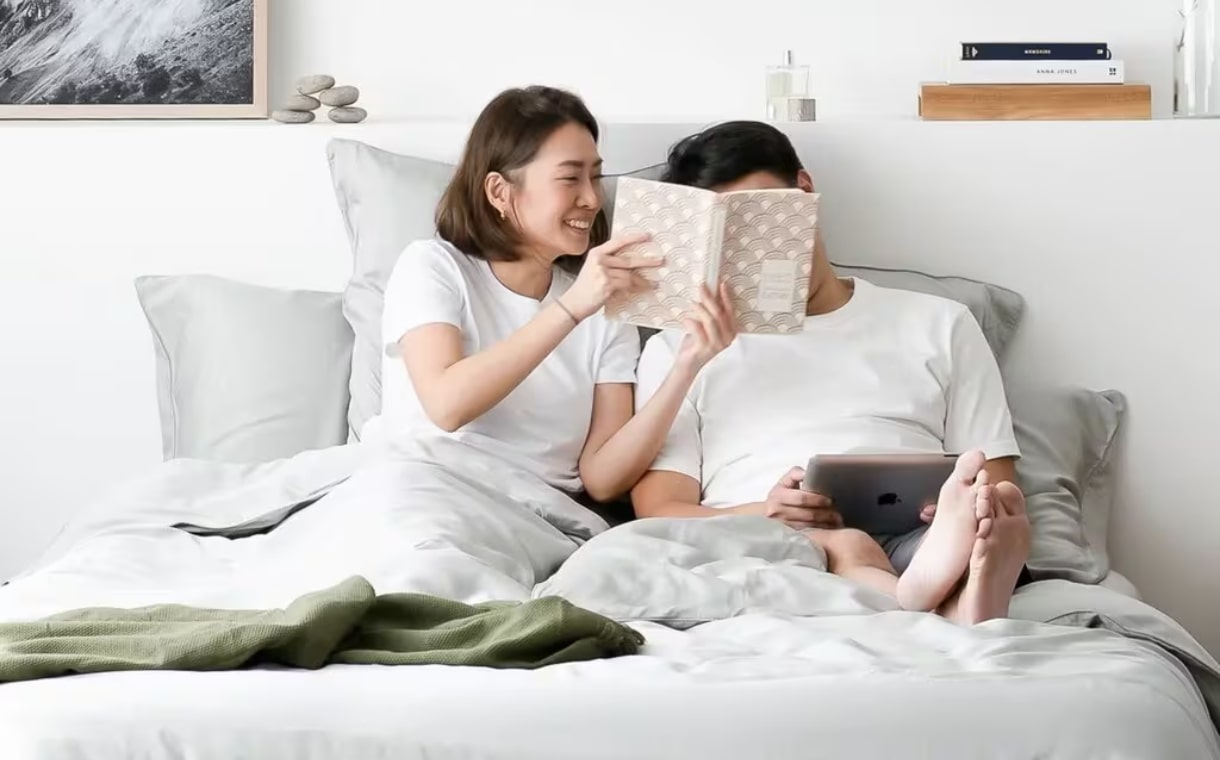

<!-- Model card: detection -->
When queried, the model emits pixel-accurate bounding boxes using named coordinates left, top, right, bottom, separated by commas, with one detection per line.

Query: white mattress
left=0, top=611, right=1215, bottom=760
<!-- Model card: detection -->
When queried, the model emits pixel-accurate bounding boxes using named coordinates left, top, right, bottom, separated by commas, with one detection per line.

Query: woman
left=377, top=85, right=737, bottom=503
left=259, top=86, right=737, bottom=604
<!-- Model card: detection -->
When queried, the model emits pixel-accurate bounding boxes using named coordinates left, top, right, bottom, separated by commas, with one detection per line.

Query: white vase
left=1175, top=0, right=1220, bottom=117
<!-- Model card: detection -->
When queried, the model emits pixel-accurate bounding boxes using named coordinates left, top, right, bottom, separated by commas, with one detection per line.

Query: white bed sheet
left=0, top=612, right=1214, bottom=760
left=0, top=442, right=1216, bottom=760
left=1100, top=569, right=1140, bottom=599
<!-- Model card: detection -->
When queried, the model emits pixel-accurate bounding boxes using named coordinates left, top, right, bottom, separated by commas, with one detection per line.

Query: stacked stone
left=272, top=75, right=368, bottom=124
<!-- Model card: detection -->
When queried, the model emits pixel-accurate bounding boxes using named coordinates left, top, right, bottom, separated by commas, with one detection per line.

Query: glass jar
left=1174, top=0, right=1220, bottom=117
left=764, top=50, right=811, bottom=121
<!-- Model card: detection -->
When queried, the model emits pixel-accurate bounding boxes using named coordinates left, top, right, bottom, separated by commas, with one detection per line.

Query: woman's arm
left=400, top=305, right=578, bottom=432
left=578, top=284, right=737, bottom=502
left=577, top=363, right=699, bottom=502
left=399, top=234, right=656, bottom=432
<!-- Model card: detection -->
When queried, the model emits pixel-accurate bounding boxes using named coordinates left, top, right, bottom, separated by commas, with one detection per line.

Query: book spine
left=948, top=59, right=1124, bottom=85
left=708, top=199, right=727, bottom=290
left=918, top=83, right=1152, bottom=121
left=961, top=43, right=1110, bottom=60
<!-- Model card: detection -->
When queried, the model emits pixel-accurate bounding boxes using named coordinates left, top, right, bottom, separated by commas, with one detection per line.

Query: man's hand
left=743, top=467, right=843, bottom=531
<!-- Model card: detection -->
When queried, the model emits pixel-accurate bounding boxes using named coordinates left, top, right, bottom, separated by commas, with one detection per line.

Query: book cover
left=604, top=177, right=820, bottom=334
left=948, top=59, right=1124, bottom=85
left=961, top=42, right=1110, bottom=61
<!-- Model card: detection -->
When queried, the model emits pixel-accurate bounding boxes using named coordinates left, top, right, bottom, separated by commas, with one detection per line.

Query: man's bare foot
left=945, top=480, right=1031, bottom=625
left=896, top=450, right=987, bottom=612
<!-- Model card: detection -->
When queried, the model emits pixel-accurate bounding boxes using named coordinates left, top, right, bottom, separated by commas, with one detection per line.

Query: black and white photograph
left=0, top=0, right=267, bottom=118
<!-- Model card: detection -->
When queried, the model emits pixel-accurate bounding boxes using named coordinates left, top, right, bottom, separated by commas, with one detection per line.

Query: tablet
left=801, top=453, right=959, bottom=536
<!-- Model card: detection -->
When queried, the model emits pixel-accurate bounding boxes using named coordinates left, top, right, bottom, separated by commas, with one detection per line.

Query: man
left=630, top=121, right=1032, bottom=624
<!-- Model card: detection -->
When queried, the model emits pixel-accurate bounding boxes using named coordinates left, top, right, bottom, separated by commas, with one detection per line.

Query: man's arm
left=631, top=467, right=841, bottom=529
left=983, top=455, right=1018, bottom=488
left=943, top=307, right=1023, bottom=485
left=629, top=331, right=838, bottom=528
left=631, top=470, right=734, bottom=518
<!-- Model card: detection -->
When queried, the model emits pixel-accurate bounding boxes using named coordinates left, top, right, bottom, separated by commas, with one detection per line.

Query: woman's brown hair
left=435, top=85, right=608, bottom=263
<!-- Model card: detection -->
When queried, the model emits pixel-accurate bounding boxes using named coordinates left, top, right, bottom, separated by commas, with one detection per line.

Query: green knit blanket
left=0, top=576, right=644, bottom=683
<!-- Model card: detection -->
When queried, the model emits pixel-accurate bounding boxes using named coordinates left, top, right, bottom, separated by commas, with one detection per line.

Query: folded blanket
left=0, top=576, right=644, bottom=683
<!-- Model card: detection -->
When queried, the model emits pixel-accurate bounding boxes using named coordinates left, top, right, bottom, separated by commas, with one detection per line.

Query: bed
left=0, top=137, right=1216, bottom=759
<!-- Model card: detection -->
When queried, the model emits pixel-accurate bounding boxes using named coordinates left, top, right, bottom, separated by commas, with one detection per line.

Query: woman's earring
left=499, top=208, right=506, bottom=220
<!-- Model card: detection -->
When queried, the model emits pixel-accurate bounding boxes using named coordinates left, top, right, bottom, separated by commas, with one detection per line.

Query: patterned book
left=604, top=177, right=820, bottom=334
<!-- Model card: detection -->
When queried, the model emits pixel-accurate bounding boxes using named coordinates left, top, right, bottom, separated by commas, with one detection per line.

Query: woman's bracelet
left=553, top=299, right=580, bottom=326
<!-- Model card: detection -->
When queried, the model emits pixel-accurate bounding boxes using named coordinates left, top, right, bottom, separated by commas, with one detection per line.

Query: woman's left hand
left=676, top=282, right=739, bottom=372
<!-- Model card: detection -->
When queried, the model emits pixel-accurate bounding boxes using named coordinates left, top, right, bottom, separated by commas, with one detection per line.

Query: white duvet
left=1, top=438, right=1218, bottom=760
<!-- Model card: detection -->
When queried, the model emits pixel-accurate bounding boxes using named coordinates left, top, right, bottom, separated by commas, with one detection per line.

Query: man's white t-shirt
left=364, top=238, right=641, bottom=493
left=635, top=277, right=1020, bottom=507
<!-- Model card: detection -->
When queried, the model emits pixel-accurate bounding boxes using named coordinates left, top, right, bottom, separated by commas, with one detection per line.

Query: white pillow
left=326, top=140, right=455, bottom=440
left=1006, top=383, right=1126, bottom=583
left=135, top=274, right=353, bottom=463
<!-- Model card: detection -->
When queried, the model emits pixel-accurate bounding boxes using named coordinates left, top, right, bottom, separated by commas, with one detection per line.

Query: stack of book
left=919, top=42, right=1151, bottom=121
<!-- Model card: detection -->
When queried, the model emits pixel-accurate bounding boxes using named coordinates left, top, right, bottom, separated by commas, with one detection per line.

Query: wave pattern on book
left=605, top=180, right=720, bottom=330
left=605, top=177, right=820, bottom=335
left=721, top=193, right=817, bottom=334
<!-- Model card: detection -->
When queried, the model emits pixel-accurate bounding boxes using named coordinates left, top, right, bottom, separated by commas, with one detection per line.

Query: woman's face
left=499, top=122, right=604, bottom=261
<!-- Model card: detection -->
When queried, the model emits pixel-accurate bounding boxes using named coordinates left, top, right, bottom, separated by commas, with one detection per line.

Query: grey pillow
left=326, top=137, right=664, bottom=440
left=326, top=139, right=455, bottom=441
left=833, top=263, right=1024, bottom=360
left=1007, top=383, right=1126, bottom=583
left=601, top=164, right=666, bottom=218
left=135, top=274, right=353, bottom=463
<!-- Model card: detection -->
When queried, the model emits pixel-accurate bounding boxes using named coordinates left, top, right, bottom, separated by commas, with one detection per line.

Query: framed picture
left=0, top=0, right=268, bottom=119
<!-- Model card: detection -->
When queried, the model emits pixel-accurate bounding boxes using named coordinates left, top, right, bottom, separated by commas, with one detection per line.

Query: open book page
left=718, top=190, right=820, bottom=334
left=603, top=177, right=723, bottom=330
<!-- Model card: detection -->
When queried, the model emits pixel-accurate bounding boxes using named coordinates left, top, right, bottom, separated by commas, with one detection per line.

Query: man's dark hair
left=660, top=121, right=804, bottom=189
left=436, top=85, right=607, bottom=261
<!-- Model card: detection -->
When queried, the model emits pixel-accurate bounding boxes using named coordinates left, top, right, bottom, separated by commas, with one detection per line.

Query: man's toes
left=975, top=484, right=994, bottom=521
left=954, top=450, right=986, bottom=483
left=977, top=516, right=993, bottom=540
left=995, top=482, right=1026, bottom=517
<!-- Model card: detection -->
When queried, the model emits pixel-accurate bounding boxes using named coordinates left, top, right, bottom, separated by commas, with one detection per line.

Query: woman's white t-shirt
left=365, top=238, right=641, bottom=493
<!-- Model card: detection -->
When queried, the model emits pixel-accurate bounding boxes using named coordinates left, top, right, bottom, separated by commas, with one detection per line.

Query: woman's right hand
left=559, top=233, right=662, bottom=321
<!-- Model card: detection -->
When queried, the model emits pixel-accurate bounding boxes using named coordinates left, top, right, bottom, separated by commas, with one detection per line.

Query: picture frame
left=0, top=0, right=268, bottom=120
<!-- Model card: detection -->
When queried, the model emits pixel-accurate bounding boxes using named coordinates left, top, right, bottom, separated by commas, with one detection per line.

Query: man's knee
left=817, top=528, right=892, bottom=573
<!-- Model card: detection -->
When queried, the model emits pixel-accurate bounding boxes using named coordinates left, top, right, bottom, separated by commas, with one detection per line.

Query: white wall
left=270, top=0, right=1177, bottom=121
left=4, top=1, right=1216, bottom=653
